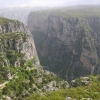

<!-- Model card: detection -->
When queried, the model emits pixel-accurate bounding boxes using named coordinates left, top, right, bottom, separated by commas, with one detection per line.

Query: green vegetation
left=26, top=75, right=100, bottom=100
left=1, top=9, right=100, bottom=100
left=0, top=17, right=15, bottom=25
left=31, top=6, right=100, bottom=19
left=0, top=60, right=68, bottom=100
left=0, top=17, right=69, bottom=100
left=0, top=17, right=24, bottom=28
left=0, top=32, right=68, bottom=100
left=0, top=32, right=27, bottom=84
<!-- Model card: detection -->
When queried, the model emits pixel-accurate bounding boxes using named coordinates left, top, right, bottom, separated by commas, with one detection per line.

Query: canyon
left=28, top=6, right=100, bottom=81
left=0, top=6, right=100, bottom=100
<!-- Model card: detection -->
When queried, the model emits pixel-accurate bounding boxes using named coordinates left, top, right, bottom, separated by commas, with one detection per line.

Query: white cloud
left=21, top=0, right=100, bottom=7
left=0, top=0, right=100, bottom=8
left=23, top=0, right=66, bottom=7
left=20, top=0, right=84, bottom=7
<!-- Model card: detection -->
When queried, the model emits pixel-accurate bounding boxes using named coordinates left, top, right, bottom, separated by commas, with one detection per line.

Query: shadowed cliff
left=28, top=6, right=100, bottom=81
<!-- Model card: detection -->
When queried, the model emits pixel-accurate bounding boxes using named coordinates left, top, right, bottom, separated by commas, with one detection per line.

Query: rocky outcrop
left=28, top=7, right=100, bottom=81
left=0, top=17, right=39, bottom=65
left=71, top=77, right=92, bottom=87
left=0, top=17, right=39, bottom=82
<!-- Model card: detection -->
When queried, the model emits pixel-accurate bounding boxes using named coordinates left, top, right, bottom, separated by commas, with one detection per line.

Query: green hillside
left=0, top=17, right=68, bottom=100
left=26, top=75, right=100, bottom=100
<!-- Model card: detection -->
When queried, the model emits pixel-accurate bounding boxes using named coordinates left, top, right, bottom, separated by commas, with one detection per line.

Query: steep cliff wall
left=0, top=17, right=69, bottom=100
left=0, top=17, right=40, bottom=83
left=0, top=17, right=39, bottom=64
left=28, top=8, right=100, bottom=81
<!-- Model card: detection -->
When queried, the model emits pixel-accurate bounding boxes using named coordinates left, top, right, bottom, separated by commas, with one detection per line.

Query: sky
left=0, top=0, right=100, bottom=8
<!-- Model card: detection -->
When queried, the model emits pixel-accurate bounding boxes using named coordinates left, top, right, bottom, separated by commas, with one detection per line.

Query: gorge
left=28, top=6, right=100, bottom=81
left=0, top=5, right=100, bottom=100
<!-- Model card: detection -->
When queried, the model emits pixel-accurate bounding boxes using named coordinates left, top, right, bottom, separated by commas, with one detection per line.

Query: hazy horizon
left=0, top=0, right=100, bottom=9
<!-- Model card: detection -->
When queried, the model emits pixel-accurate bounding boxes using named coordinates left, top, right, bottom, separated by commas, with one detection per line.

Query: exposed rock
left=71, top=77, right=92, bottom=87
left=81, top=98, right=93, bottom=100
left=66, top=97, right=72, bottom=100
left=3, top=96, right=11, bottom=100
left=14, top=59, right=20, bottom=67
left=0, top=17, right=40, bottom=84
left=0, top=17, right=40, bottom=65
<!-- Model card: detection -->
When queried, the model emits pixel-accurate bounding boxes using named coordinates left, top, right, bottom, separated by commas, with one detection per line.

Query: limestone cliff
left=0, top=17, right=69, bottom=100
left=28, top=7, right=100, bottom=81
left=0, top=17, right=39, bottom=64
left=0, top=17, right=39, bottom=83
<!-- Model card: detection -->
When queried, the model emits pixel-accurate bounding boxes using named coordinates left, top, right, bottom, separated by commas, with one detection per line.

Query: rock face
left=28, top=7, right=100, bottom=81
left=0, top=17, right=39, bottom=65
left=0, top=17, right=40, bottom=83
left=0, top=17, right=69, bottom=100
left=71, top=77, right=92, bottom=87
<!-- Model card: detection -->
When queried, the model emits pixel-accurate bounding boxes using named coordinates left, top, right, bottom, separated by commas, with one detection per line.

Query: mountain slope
left=28, top=6, right=100, bottom=81
left=0, top=17, right=69, bottom=100
left=0, top=17, right=39, bottom=84
left=26, top=75, right=100, bottom=100
left=0, top=17, right=39, bottom=65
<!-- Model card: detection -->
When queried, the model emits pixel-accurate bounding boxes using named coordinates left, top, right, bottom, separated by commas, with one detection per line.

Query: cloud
left=0, top=0, right=100, bottom=8
left=0, top=0, right=29, bottom=8
left=26, top=0, right=67, bottom=7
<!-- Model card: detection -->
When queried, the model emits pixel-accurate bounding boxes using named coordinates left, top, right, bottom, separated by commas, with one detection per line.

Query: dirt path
left=0, top=81, right=9, bottom=89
